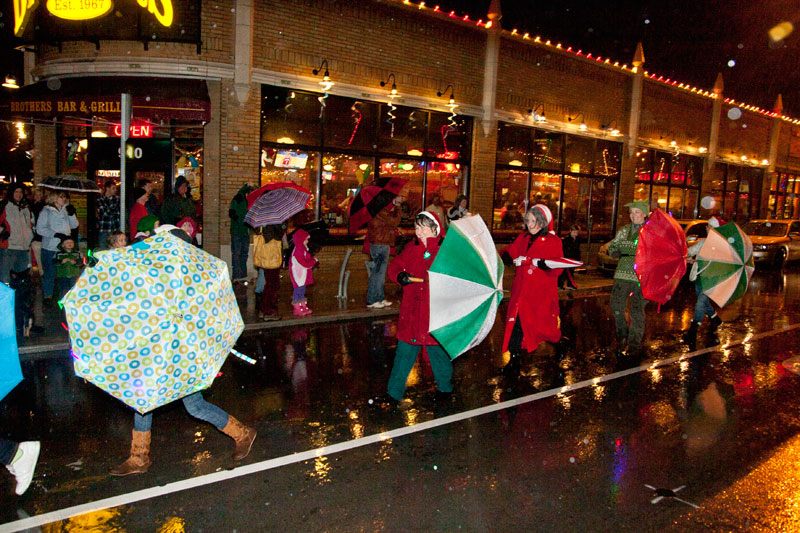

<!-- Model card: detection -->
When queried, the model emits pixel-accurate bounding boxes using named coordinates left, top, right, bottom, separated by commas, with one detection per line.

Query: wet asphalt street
left=3, top=267, right=800, bottom=531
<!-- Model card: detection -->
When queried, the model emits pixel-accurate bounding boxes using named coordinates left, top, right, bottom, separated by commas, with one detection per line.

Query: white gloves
left=513, top=256, right=527, bottom=266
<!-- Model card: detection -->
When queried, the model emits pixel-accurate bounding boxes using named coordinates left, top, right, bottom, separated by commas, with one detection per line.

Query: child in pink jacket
left=289, top=229, right=317, bottom=316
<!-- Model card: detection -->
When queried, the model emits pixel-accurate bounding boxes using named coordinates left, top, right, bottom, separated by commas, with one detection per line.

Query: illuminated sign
left=274, top=151, right=308, bottom=170
left=46, top=0, right=114, bottom=21
left=110, top=123, right=153, bottom=138
left=14, top=0, right=173, bottom=37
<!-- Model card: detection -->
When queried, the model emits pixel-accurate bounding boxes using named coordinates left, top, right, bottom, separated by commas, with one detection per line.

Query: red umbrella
left=347, top=177, right=408, bottom=233
left=246, top=181, right=311, bottom=209
left=634, top=208, right=688, bottom=307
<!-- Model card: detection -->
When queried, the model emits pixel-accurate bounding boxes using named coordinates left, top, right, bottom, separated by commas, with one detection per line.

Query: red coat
left=129, top=202, right=148, bottom=240
left=502, top=231, right=563, bottom=352
left=387, top=235, right=443, bottom=346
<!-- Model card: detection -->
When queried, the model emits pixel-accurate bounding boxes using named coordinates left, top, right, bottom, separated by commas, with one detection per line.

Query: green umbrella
left=696, top=222, right=754, bottom=307
left=428, top=215, right=504, bottom=359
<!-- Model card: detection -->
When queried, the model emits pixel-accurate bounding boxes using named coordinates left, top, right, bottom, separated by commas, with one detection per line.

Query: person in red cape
left=384, top=210, right=453, bottom=402
left=500, top=204, right=564, bottom=375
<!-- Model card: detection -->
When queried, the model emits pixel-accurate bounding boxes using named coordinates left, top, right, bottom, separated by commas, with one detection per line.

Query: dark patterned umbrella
left=244, top=182, right=312, bottom=227
left=40, top=175, right=101, bottom=193
left=348, top=177, right=408, bottom=233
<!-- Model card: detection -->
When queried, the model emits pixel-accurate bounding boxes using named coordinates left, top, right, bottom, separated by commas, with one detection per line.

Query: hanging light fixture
left=569, top=112, right=587, bottom=131
left=2, top=75, right=19, bottom=89
left=528, top=103, right=546, bottom=123
left=312, top=59, right=334, bottom=91
left=437, top=84, right=458, bottom=128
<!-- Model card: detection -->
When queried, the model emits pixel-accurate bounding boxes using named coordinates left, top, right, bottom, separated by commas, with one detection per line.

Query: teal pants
left=387, top=341, right=453, bottom=400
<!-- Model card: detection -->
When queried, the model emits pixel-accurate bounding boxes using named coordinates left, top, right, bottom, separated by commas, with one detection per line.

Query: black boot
left=502, top=353, right=522, bottom=376
left=682, top=321, right=699, bottom=344
left=709, top=315, right=722, bottom=333
left=555, top=339, right=568, bottom=362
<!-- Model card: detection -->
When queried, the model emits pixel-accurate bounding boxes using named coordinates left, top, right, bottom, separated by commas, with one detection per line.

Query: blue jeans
left=41, top=249, right=57, bottom=298
left=231, top=233, right=250, bottom=280
left=0, top=249, right=30, bottom=284
left=0, top=438, right=17, bottom=465
left=133, top=392, right=229, bottom=432
left=255, top=268, right=265, bottom=293
left=292, top=285, right=306, bottom=303
left=366, top=244, right=390, bottom=305
left=387, top=341, right=453, bottom=400
left=693, top=283, right=715, bottom=323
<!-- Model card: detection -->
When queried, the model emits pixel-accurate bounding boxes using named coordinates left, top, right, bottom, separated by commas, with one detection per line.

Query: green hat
left=624, top=200, right=649, bottom=213
left=137, top=214, right=159, bottom=233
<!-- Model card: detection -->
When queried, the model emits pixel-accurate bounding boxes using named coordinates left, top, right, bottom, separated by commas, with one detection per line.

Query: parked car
left=742, top=219, right=800, bottom=268
left=597, top=219, right=709, bottom=274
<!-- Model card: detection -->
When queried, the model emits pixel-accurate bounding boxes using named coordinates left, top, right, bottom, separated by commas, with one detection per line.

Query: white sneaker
left=367, top=301, right=385, bottom=309
left=6, top=441, right=40, bottom=495
left=381, top=300, right=393, bottom=307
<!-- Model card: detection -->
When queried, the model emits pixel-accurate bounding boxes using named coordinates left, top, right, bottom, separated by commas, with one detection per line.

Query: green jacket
left=54, top=249, right=83, bottom=279
left=608, top=222, right=643, bottom=282
left=229, top=185, right=251, bottom=237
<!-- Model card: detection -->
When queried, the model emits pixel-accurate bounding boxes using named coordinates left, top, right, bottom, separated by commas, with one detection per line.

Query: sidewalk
left=18, top=263, right=614, bottom=358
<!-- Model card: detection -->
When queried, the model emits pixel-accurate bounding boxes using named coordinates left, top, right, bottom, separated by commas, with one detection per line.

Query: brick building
left=4, top=0, right=800, bottom=266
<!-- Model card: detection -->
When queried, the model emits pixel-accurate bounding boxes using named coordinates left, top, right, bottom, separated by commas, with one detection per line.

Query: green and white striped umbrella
left=428, top=215, right=504, bottom=359
left=696, top=222, right=754, bottom=308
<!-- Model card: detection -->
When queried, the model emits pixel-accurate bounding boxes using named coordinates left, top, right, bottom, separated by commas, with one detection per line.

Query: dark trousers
left=231, top=232, right=250, bottom=280
left=259, top=267, right=281, bottom=315
left=610, top=280, right=647, bottom=350
left=0, top=438, right=17, bottom=465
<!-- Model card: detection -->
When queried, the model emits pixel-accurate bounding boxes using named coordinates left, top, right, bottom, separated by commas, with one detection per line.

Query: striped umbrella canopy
left=428, top=214, right=504, bottom=359
left=244, top=182, right=312, bottom=227
left=40, top=175, right=102, bottom=193
left=348, top=177, right=408, bottom=233
left=696, top=222, right=754, bottom=307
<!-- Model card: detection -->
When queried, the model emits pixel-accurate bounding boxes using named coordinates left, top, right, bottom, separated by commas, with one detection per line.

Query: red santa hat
left=532, top=204, right=554, bottom=234
left=418, top=210, right=445, bottom=237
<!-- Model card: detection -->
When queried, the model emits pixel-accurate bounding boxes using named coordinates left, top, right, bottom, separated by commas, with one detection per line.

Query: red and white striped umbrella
left=244, top=182, right=312, bottom=227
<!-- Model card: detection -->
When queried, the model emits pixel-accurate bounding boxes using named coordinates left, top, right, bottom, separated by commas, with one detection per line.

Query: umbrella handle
left=408, top=277, right=424, bottom=283
left=231, top=349, right=256, bottom=365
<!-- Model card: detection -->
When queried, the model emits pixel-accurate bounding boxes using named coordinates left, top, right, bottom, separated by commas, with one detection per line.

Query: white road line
left=3, top=323, right=799, bottom=533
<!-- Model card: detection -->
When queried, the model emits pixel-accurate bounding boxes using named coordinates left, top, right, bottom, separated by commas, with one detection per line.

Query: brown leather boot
left=220, top=416, right=257, bottom=460
left=110, top=430, right=152, bottom=476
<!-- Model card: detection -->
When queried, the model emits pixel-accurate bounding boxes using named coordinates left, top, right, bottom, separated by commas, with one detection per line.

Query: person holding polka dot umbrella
left=61, top=230, right=256, bottom=476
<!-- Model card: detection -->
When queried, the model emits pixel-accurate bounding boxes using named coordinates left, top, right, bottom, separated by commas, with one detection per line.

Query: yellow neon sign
left=13, top=0, right=173, bottom=37
left=46, top=0, right=114, bottom=21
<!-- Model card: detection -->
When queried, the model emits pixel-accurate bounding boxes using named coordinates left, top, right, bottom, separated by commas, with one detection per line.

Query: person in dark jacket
left=384, top=211, right=453, bottom=401
left=161, top=177, right=196, bottom=225
left=558, top=224, right=581, bottom=290
left=229, top=184, right=252, bottom=281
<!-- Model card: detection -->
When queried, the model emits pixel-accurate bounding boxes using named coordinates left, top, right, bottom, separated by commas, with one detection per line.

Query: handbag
left=253, top=234, right=283, bottom=269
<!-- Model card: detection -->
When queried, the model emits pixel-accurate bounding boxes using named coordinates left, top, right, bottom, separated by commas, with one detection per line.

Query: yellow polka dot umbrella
left=62, top=232, right=247, bottom=414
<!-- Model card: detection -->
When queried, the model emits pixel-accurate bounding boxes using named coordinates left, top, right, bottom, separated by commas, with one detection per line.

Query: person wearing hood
left=607, top=200, right=649, bottom=357
left=161, top=177, right=196, bottom=226
left=177, top=217, right=198, bottom=245
left=133, top=215, right=160, bottom=243
left=0, top=184, right=34, bottom=284
left=35, top=190, right=78, bottom=305
left=683, top=216, right=725, bottom=345
left=289, top=228, right=317, bottom=316
left=384, top=210, right=453, bottom=402
left=129, top=187, right=150, bottom=241
left=499, top=204, right=564, bottom=375
left=229, top=184, right=252, bottom=281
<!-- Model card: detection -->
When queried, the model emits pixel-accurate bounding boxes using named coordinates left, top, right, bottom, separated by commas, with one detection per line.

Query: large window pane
left=590, top=178, right=616, bottom=241
left=260, top=146, right=317, bottom=196
left=428, top=112, right=470, bottom=160
left=425, top=161, right=463, bottom=213
left=595, top=141, right=621, bottom=177
left=564, top=136, right=594, bottom=175
left=686, top=155, right=702, bottom=187
left=532, top=131, right=564, bottom=171
left=561, top=175, right=589, bottom=232
left=493, top=169, right=528, bottom=234
left=261, top=88, right=321, bottom=146
left=379, top=159, right=423, bottom=225
left=323, top=98, right=378, bottom=152
left=378, top=106, right=427, bottom=157
left=684, top=190, right=698, bottom=219
left=652, top=185, right=668, bottom=211
left=529, top=172, right=561, bottom=226
left=653, top=151, right=671, bottom=183
left=497, top=123, right=532, bottom=167
left=635, top=148, right=652, bottom=182
left=667, top=187, right=684, bottom=218
left=706, top=163, right=726, bottom=218
left=320, top=153, right=374, bottom=231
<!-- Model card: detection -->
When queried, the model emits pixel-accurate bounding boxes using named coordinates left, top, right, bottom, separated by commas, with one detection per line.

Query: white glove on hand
left=513, top=256, right=527, bottom=266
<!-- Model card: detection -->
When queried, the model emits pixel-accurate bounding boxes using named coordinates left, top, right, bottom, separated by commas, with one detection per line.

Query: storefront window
left=532, top=131, right=564, bottom=171
left=379, top=159, right=424, bottom=222
left=497, top=123, right=531, bottom=166
left=378, top=105, right=428, bottom=156
left=260, top=147, right=317, bottom=194
left=564, top=136, right=594, bottom=175
left=323, top=99, right=378, bottom=152
left=426, top=161, right=463, bottom=213
left=595, top=141, right=621, bottom=177
left=493, top=169, right=528, bottom=233
left=709, top=163, right=763, bottom=221
left=635, top=149, right=652, bottom=181
left=319, top=153, right=373, bottom=228
left=636, top=147, right=703, bottom=218
left=261, top=87, right=321, bottom=146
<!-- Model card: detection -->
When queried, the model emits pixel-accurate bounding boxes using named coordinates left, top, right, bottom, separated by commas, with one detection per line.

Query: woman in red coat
left=500, top=204, right=564, bottom=374
left=385, top=211, right=453, bottom=401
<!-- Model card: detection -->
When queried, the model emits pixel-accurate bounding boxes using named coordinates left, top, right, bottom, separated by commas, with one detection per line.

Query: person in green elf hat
left=607, top=200, right=649, bottom=357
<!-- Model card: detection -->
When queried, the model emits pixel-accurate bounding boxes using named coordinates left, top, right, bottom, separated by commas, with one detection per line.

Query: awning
left=0, top=76, right=210, bottom=122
